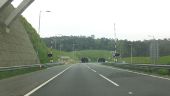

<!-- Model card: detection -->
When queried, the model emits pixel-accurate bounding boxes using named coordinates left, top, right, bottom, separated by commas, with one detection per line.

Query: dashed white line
left=86, top=64, right=119, bottom=87
left=128, top=91, right=133, bottom=95
left=24, top=65, right=72, bottom=96
left=86, top=65, right=97, bottom=72
left=99, top=74, right=119, bottom=87
left=91, top=68, right=97, bottom=72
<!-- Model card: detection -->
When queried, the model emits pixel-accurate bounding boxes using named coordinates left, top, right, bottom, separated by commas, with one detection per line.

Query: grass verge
left=0, top=64, right=63, bottom=80
left=0, top=67, right=45, bottom=80
left=103, top=63, right=170, bottom=76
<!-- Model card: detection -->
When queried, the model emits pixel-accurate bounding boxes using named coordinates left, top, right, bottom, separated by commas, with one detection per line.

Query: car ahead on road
left=81, top=57, right=89, bottom=63
left=97, top=58, right=106, bottom=63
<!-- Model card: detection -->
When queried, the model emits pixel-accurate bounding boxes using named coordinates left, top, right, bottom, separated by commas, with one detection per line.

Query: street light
left=38, top=10, right=51, bottom=62
left=38, top=10, right=51, bottom=35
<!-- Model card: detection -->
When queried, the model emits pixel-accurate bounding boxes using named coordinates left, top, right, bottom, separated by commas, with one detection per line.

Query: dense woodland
left=42, top=36, right=170, bottom=57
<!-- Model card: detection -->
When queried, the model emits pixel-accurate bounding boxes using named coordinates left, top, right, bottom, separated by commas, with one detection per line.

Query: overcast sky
left=12, top=0, right=170, bottom=40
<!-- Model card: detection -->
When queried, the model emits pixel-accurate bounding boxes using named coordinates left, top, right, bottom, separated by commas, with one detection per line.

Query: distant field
left=122, top=57, right=150, bottom=64
left=120, top=56, right=170, bottom=64
left=52, top=50, right=112, bottom=62
left=75, top=50, right=112, bottom=61
left=52, top=49, right=170, bottom=64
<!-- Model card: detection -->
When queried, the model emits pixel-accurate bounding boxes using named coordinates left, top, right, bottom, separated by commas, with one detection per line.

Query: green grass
left=75, top=50, right=112, bottom=61
left=51, top=49, right=170, bottom=64
left=0, top=67, right=45, bottom=80
left=20, top=17, right=49, bottom=63
left=122, top=56, right=170, bottom=64
left=157, top=69, right=169, bottom=75
left=122, top=57, right=150, bottom=64
left=52, top=50, right=113, bottom=62
left=158, top=56, right=170, bottom=64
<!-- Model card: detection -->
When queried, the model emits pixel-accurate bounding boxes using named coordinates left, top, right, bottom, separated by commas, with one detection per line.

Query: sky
left=12, top=0, right=170, bottom=40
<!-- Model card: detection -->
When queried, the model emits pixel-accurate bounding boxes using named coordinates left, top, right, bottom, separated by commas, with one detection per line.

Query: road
left=25, top=63, right=170, bottom=96
left=1, top=63, right=170, bottom=96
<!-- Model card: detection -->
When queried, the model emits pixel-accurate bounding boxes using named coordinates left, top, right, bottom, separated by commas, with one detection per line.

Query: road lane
left=87, top=63, right=170, bottom=96
left=24, top=65, right=72, bottom=96
left=0, top=64, right=71, bottom=96
left=30, top=64, right=130, bottom=96
left=3, top=63, right=170, bottom=96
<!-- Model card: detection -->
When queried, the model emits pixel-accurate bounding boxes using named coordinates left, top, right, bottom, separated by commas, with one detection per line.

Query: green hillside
left=53, top=50, right=113, bottom=62
left=20, top=17, right=49, bottom=63
left=75, top=50, right=112, bottom=61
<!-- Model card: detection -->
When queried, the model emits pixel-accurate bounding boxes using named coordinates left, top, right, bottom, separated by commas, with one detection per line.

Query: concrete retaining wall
left=0, top=4, right=39, bottom=67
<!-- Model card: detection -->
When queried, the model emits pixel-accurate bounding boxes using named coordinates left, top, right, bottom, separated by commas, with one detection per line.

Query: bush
left=157, top=69, right=169, bottom=75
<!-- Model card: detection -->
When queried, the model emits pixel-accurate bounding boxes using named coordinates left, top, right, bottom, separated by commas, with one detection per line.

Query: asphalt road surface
left=23, top=63, right=170, bottom=96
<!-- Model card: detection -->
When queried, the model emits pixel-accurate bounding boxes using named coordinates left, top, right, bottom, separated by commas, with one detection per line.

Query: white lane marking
left=99, top=74, right=119, bottom=87
left=91, top=68, right=97, bottom=72
left=86, top=65, right=97, bottom=72
left=86, top=64, right=119, bottom=86
left=98, top=64, right=170, bottom=81
left=24, top=65, right=72, bottom=96
left=128, top=92, right=133, bottom=95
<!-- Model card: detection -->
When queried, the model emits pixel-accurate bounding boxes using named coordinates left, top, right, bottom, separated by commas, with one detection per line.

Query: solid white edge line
left=99, top=64, right=170, bottom=81
left=24, top=65, right=72, bottom=96
left=99, top=74, right=119, bottom=86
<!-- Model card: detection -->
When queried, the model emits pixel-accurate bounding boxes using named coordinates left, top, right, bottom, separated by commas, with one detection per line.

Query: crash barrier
left=102, top=63, right=170, bottom=75
left=0, top=62, right=63, bottom=72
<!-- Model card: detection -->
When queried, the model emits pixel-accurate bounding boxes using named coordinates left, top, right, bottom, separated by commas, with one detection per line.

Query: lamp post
left=38, top=10, right=51, bottom=35
left=38, top=10, right=51, bottom=62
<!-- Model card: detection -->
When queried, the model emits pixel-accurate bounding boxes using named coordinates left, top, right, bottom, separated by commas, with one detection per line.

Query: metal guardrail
left=0, top=62, right=63, bottom=72
left=103, top=63, right=170, bottom=71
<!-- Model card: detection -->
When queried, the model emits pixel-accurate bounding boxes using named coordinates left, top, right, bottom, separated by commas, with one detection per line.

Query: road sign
left=112, top=52, right=120, bottom=57
left=48, top=53, right=53, bottom=57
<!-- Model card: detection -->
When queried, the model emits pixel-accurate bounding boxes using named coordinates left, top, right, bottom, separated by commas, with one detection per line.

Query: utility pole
left=59, top=44, right=62, bottom=54
left=148, top=35, right=159, bottom=64
left=56, top=34, right=63, bottom=55
left=114, top=23, right=117, bottom=54
left=113, top=23, right=120, bottom=62
left=129, top=44, right=133, bottom=64
left=72, top=43, right=75, bottom=59
left=72, top=43, right=78, bottom=59
left=49, top=39, right=54, bottom=63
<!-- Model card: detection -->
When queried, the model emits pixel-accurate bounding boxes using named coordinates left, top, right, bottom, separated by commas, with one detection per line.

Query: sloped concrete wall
left=0, top=4, right=39, bottom=67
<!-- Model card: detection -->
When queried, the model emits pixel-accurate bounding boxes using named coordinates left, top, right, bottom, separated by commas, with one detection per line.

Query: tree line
left=42, top=36, right=170, bottom=57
